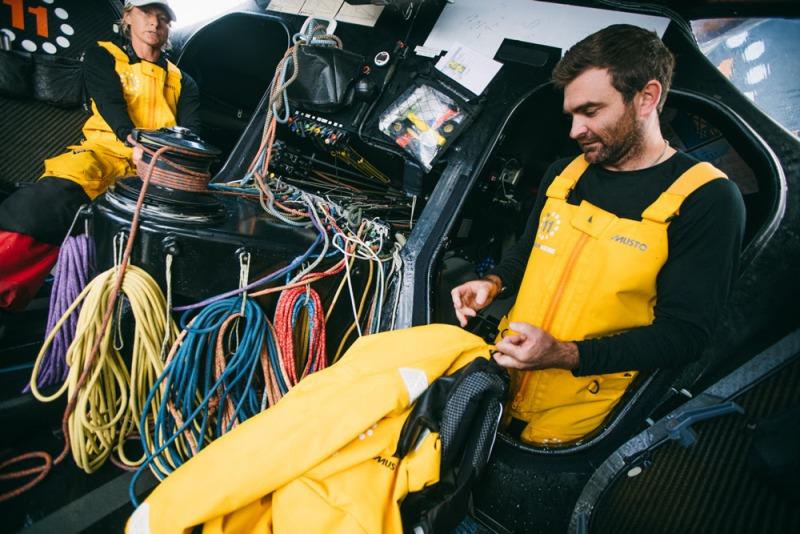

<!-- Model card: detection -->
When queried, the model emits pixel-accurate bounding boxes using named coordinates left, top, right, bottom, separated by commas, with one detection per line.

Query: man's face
left=124, top=5, right=171, bottom=50
left=563, top=68, right=643, bottom=166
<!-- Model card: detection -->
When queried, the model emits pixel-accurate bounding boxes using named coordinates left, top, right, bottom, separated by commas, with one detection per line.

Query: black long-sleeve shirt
left=83, top=40, right=201, bottom=142
left=490, top=152, right=746, bottom=376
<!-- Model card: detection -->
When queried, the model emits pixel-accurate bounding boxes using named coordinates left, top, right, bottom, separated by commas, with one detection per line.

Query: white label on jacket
left=399, top=367, right=428, bottom=403
left=128, top=503, right=150, bottom=534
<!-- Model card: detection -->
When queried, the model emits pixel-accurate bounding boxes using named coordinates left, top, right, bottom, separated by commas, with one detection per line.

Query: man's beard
left=577, top=104, right=644, bottom=166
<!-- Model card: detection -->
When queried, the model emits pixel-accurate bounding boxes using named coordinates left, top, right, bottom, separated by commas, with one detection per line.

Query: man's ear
left=638, top=79, right=663, bottom=118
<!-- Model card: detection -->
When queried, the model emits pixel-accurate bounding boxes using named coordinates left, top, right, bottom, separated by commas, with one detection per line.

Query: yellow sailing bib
left=42, top=41, right=183, bottom=198
left=501, top=155, right=726, bottom=445
left=83, top=40, right=182, bottom=154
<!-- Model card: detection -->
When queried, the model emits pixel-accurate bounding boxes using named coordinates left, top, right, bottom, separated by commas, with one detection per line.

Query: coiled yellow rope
left=30, top=265, right=178, bottom=473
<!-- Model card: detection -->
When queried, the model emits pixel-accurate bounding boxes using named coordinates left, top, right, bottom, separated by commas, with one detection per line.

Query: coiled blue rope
left=131, top=295, right=279, bottom=505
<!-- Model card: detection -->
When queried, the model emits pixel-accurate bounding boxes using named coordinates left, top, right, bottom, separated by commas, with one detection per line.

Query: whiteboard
left=424, top=0, right=670, bottom=58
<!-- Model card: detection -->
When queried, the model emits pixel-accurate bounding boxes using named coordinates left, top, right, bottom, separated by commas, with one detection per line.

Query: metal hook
left=62, top=203, right=90, bottom=243
left=238, top=249, right=251, bottom=316
left=113, top=231, right=127, bottom=269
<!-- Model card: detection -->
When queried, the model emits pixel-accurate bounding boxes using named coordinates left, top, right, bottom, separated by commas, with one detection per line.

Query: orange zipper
left=540, top=232, right=590, bottom=332
left=512, top=232, right=590, bottom=407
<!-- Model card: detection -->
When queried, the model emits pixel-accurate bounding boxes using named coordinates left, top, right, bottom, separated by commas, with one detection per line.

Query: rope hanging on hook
left=27, top=231, right=95, bottom=391
left=136, top=296, right=274, bottom=482
left=273, top=285, right=328, bottom=388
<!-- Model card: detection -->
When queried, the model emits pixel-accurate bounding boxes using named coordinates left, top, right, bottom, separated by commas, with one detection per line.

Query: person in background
left=452, top=24, right=745, bottom=445
left=0, top=0, right=200, bottom=314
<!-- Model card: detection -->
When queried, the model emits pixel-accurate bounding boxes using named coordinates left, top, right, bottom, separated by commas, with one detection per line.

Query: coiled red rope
left=274, top=286, right=327, bottom=386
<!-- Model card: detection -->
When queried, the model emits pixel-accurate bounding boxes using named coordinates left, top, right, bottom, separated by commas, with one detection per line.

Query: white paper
left=414, top=45, right=441, bottom=58
left=266, top=0, right=306, bottom=14
left=424, top=0, right=670, bottom=58
left=299, top=0, right=344, bottom=19
left=435, top=43, right=503, bottom=95
left=267, top=0, right=384, bottom=27
left=335, top=3, right=384, bottom=27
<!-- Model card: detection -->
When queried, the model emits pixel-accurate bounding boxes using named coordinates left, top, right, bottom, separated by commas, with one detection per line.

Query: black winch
left=105, top=127, right=226, bottom=225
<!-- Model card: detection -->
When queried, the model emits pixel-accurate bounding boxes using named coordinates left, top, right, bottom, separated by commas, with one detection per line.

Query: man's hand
left=451, top=275, right=502, bottom=327
left=493, top=321, right=579, bottom=371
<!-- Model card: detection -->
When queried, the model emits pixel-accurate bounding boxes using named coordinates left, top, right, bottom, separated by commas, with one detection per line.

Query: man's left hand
left=493, top=321, right=579, bottom=371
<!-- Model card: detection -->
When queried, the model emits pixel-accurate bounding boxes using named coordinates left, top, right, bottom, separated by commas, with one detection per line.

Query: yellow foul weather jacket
left=127, top=324, right=491, bottom=534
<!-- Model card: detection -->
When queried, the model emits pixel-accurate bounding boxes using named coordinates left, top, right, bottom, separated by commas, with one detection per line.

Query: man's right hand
left=451, top=275, right=502, bottom=328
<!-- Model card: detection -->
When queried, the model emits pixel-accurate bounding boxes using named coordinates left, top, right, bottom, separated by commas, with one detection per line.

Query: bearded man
left=451, top=24, right=745, bottom=445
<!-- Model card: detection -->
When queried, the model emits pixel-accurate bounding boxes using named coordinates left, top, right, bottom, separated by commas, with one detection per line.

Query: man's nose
left=569, top=117, right=587, bottom=140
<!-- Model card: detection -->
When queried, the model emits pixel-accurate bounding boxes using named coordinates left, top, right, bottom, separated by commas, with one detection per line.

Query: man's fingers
left=451, top=287, right=464, bottom=309
left=455, top=305, right=477, bottom=328
left=475, top=286, right=488, bottom=306
left=492, top=351, right=525, bottom=369
left=497, top=333, right=526, bottom=349
left=495, top=338, right=525, bottom=360
left=455, top=308, right=468, bottom=328
left=509, top=322, right=539, bottom=337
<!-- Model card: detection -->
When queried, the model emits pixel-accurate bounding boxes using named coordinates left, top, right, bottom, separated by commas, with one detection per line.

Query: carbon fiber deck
left=0, top=0, right=121, bottom=187
left=591, top=355, right=800, bottom=534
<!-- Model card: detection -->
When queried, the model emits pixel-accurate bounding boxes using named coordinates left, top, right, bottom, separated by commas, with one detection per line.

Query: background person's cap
left=124, top=1, right=177, bottom=22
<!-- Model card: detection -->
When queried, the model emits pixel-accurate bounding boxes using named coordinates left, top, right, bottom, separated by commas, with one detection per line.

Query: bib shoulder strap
left=641, top=161, right=728, bottom=223
left=96, top=41, right=128, bottom=64
left=545, top=155, right=590, bottom=200
left=166, top=60, right=182, bottom=79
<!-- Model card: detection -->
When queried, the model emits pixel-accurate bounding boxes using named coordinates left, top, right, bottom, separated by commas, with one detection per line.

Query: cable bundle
left=139, top=296, right=274, bottom=480
left=27, top=233, right=95, bottom=391
left=30, top=265, right=178, bottom=473
left=272, top=286, right=327, bottom=396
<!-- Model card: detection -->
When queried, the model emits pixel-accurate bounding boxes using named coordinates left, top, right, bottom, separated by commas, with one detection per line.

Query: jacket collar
left=112, top=34, right=169, bottom=69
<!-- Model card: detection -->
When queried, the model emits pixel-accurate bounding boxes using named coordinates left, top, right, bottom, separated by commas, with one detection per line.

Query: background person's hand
left=451, top=276, right=501, bottom=327
left=132, top=145, right=144, bottom=167
left=493, top=321, right=578, bottom=370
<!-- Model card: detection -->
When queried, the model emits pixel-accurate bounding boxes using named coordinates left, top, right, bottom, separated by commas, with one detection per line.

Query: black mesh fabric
left=439, top=368, right=508, bottom=471
left=399, top=357, right=509, bottom=534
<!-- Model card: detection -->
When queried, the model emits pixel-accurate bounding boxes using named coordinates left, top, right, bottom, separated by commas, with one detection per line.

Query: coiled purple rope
left=25, top=233, right=95, bottom=391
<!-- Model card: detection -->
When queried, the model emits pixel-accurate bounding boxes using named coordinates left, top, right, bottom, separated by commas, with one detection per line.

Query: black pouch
left=32, top=53, right=84, bottom=108
left=286, top=45, right=364, bottom=114
left=0, top=49, right=33, bottom=99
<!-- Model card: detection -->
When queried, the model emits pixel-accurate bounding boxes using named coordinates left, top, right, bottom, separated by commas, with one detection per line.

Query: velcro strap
left=545, top=155, right=589, bottom=200
left=642, top=161, right=727, bottom=223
